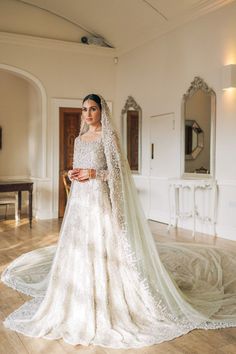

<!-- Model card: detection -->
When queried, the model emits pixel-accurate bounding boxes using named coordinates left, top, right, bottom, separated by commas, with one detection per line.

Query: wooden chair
left=0, top=192, right=18, bottom=220
left=62, top=171, right=71, bottom=199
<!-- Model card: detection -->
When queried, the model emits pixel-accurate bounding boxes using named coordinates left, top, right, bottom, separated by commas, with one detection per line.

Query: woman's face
left=82, top=99, right=101, bottom=126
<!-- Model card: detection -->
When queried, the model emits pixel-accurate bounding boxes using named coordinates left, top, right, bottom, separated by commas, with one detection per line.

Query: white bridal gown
left=2, top=136, right=236, bottom=349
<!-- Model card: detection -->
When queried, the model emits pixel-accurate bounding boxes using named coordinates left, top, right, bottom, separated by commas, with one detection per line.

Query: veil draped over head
left=87, top=95, right=236, bottom=329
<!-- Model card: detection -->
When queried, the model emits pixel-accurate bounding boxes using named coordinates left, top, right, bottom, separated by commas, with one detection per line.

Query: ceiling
left=6, top=0, right=236, bottom=53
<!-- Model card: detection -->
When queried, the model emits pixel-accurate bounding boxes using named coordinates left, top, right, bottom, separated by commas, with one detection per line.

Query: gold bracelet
left=88, top=169, right=92, bottom=179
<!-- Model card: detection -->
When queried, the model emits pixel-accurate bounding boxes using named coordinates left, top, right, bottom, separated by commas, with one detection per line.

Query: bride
left=2, top=94, right=236, bottom=349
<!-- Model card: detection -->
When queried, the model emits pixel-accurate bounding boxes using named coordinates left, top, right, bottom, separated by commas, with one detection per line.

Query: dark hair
left=82, top=94, right=101, bottom=110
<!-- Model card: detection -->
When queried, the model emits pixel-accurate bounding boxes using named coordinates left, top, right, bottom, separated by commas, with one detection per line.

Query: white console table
left=168, top=179, right=217, bottom=236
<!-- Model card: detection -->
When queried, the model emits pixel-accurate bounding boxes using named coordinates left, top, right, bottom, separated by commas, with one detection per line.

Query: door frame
left=51, top=98, right=83, bottom=218
left=59, top=107, right=82, bottom=217
left=51, top=98, right=113, bottom=219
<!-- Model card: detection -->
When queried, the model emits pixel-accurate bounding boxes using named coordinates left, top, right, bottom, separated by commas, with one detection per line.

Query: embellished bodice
left=72, top=136, right=107, bottom=171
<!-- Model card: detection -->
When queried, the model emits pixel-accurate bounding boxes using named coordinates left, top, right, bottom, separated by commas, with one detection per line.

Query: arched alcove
left=0, top=63, right=47, bottom=178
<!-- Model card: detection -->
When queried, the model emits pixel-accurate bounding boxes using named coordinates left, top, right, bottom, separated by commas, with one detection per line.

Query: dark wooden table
left=0, top=180, right=33, bottom=227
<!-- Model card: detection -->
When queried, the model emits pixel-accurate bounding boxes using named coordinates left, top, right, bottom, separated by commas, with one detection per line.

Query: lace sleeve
left=96, top=130, right=121, bottom=182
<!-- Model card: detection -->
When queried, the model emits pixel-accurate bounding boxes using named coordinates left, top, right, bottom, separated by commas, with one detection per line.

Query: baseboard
left=215, top=225, right=236, bottom=241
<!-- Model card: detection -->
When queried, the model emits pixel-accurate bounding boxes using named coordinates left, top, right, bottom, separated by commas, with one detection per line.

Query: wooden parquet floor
left=1, top=217, right=236, bottom=354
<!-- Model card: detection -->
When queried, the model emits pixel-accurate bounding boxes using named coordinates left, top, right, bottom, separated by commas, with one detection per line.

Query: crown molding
left=0, top=31, right=116, bottom=57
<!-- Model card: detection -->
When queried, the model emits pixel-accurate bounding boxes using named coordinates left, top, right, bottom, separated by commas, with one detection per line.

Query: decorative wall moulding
left=0, top=31, right=116, bottom=57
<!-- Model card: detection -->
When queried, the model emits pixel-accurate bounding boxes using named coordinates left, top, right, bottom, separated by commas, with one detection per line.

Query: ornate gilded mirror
left=182, top=77, right=216, bottom=177
left=121, top=96, right=142, bottom=174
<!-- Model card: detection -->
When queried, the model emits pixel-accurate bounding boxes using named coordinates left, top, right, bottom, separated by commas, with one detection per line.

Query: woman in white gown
left=2, top=94, right=236, bottom=349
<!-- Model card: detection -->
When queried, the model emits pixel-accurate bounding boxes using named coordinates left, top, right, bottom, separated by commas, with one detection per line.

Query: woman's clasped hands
left=68, top=168, right=96, bottom=183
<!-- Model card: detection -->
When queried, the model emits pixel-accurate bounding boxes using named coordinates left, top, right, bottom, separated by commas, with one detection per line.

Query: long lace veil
left=95, top=95, right=236, bottom=328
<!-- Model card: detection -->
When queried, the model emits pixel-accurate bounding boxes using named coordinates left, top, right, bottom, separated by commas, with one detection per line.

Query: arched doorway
left=0, top=64, right=49, bottom=220
left=0, top=64, right=47, bottom=179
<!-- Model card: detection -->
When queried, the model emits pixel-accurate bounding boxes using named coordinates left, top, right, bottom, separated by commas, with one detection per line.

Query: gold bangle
left=88, top=169, right=92, bottom=179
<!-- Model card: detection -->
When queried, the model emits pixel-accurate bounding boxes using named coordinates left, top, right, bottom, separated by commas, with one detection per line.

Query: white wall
left=115, top=1, right=236, bottom=240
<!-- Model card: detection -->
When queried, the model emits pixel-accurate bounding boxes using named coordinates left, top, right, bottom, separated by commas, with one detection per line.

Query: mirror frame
left=181, top=76, right=216, bottom=179
left=121, top=96, right=142, bottom=174
left=185, top=120, right=204, bottom=160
